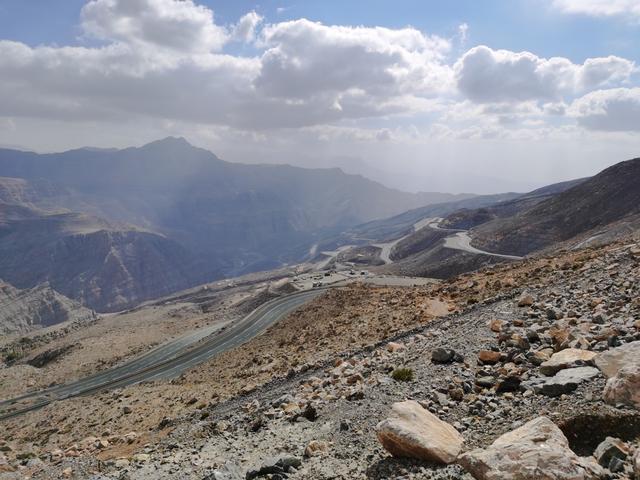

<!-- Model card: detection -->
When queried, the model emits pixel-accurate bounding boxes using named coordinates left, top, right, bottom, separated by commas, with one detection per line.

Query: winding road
left=374, top=216, right=523, bottom=264
left=423, top=217, right=524, bottom=260
left=0, top=288, right=326, bottom=421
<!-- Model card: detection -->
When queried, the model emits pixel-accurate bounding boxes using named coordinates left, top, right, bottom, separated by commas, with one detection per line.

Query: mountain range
left=0, top=138, right=472, bottom=311
left=384, top=158, right=640, bottom=278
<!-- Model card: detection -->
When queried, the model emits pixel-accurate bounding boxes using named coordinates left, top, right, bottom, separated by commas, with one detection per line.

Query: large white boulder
left=376, top=400, right=463, bottom=464
left=458, top=416, right=603, bottom=480
left=595, top=341, right=640, bottom=378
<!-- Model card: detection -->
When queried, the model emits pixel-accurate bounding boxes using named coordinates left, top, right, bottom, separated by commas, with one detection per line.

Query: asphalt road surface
left=443, top=231, right=524, bottom=260
left=429, top=218, right=523, bottom=260
left=0, top=288, right=326, bottom=421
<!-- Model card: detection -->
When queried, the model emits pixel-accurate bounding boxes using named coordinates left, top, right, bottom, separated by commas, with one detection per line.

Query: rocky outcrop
left=0, top=206, right=212, bottom=312
left=376, top=400, right=463, bottom=464
left=0, top=280, right=96, bottom=335
left=458, top=416, right=603, bottom=480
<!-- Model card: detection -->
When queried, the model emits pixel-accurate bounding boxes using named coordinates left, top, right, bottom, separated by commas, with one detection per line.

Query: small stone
left=517, top=294, right=535, bottom=307
left=608, top=456, right=625, bottom=473
left=496, top=376, right=521, bottom=393
left=475, top=376, right=496, bottom=389
left=478, top=350, right=502, bottom=365
left=122, top=406, right=132, bottom=415
left=304, top=440, right=329, bottom=458
left=386, top=342, right=405, bottom=353
left=489, top=319, right=504, bottom=332
left=431, top=348, right=461, bottom=364
left=132, top=453, right=150, bottom=463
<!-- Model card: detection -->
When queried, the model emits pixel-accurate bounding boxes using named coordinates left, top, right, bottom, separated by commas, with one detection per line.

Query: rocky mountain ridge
left=0, top=139, right=475, bottom=311
left=0, top=280, right=97, bottom=336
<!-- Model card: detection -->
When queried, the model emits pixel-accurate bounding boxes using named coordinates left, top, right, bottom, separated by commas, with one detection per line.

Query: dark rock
left=496, top=376, right=522, bottom=393
left=594, top=437, right=628, bottom=467
left=301, top=404, right=318, bottom=422
left=27, top=344, right=75, bottom=368
left=475, top=376, right=496, bottom=389
left=431, top=348, right=462, bottom=364
left=246, top=456, right=302, bottom=479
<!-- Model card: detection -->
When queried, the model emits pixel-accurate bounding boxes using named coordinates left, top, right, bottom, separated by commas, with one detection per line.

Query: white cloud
left=81, top=0, right=229, bottom=53
left=232, top=11, right=263, bottom=42
left=256, top=19, right=453, bottom=99
left=579, top=56, right=636, bottom=89
left=552, top=0, right=640, bottom=19
left=455, top=46, right=635, bottom=103
left=0, top=10, right=455, bottom=131
left=458, top=23, right=469, bottom=45
left=569, top=87, right=640, bottom=131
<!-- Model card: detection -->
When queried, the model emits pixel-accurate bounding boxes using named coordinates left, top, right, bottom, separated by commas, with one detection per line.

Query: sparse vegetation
left=391, top=367, right=414, bottom=382
left=4, top=349, right=22, bottom=363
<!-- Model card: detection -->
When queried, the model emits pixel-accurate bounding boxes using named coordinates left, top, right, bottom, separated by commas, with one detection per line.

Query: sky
left=0, top=0, right=639, bottom=193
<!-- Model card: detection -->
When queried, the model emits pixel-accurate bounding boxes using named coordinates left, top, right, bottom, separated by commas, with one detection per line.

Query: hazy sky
left=0, top=0, right=639, bottom=193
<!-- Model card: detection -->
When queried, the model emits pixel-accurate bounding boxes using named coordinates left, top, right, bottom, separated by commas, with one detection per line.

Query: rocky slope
left=0, top=280, right=97, bottom=336
left=471, top=158, right=640, bottom=256
left=376, top=161, right=635, bottom=280
left=2, top=235, right=640, bottom=479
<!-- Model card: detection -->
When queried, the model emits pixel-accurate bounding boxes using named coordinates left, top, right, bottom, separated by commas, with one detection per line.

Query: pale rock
left=458, top=416, right=603, bottom=479
left=304, top=440, right=329, bottom=458
left=132, top=453, right=150, bottom=463
left=540, top=349, right=597, bottom=376
left=386, top=342, right=405, bottom=353
left=376, top=400, right=463, bottom=464
left=488, top=319, right=504, bottom=332
left=595, top=341, right=640, bottom=378
left=114, top=458, right=130, bottom=468
left=603, top=363, right=640, bottom=409
left=517, top=294, right=535, bottom=307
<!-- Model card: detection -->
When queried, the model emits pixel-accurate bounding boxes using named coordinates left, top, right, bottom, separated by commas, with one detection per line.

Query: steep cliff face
left=0, top=204, right=213, bottom=312
left=0, top=281, right=97, bottom=335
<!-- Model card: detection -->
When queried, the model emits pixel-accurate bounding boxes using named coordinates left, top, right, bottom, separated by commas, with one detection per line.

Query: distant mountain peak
left=144, top=136, right=193, bottom=149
